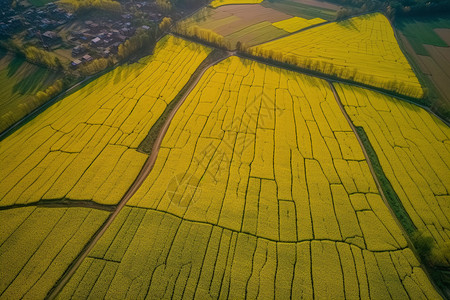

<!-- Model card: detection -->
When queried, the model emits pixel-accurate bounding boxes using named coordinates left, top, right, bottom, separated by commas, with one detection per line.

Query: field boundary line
left=233, top=50, right=450, bottom=126
left=328, top=81, right=446, bottom=299
left=46, top=50, right=231, bottom=300
left=0, top=199, right=115, bottom=212
left=249, top=10, right=382, bottom=47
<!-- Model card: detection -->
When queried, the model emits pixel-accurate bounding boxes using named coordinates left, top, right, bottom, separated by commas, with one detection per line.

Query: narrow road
left=328, top=82, right=445, bottom=298
left=47, top=52, right=231, bottom=299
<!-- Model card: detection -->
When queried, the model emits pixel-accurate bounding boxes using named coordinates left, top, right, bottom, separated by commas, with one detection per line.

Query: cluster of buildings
left=69, top=19, right=137, bottom=61
left=0, top=3, right=73, bottom=40
left=0, top=0, right=184, bottom=69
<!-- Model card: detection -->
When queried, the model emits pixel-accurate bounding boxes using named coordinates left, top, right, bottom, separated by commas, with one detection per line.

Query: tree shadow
left=337, top=18, right=359, bottom=32
left=0, top=49, right=7, bottom=61
left=7, top=56, right=25, bottom=77
left=12, top=68, right=52, bottom=94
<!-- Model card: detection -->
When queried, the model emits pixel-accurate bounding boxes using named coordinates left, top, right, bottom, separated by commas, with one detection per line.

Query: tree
left=23, top=46, right=61, bottom=70
left=117, top=28, right=154, bottom=60
left=156, top=0, right=172, bottom=12
left=159, top=17, right=173, bottom=32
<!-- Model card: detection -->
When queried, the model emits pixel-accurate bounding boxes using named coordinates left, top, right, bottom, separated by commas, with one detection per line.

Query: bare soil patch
left=434, top=28, right=450, bottom=46
left=289, top=0, right=341, bottom=10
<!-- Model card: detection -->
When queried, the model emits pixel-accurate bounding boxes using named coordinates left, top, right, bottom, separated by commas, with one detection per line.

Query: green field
left=261, top=0, right=337, bottom=21
left=397, top=16, right=450, bottom=56
left=0, top=51, right=61, bottom=133
left=226, top=21, right=288, bottom=46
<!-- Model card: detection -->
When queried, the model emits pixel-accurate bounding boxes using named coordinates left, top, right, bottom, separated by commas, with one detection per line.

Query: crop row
left=59, top=207, right=440, bottom=299
left=127, top=56, right=406, bottom=249
left=0, top=206, right=109, bottom=299
left=337, top=83, right=450, bottom=266
left=0, top=35, right=211, bottom=207
left=272, top=16, right=325, bottom=33
left=248, top=13, right=424, bottom=98
left=53, top=56, right=440, bottom=297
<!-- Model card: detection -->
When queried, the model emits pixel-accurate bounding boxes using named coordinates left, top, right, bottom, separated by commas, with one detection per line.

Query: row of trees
left=35, top=79, right=64, bottom=103
left=175, top=24, right=233, bottom=50
left=331, top=0, right=450, bottom=20
left=23, top=46, right=62, bottom=70
left=0, top=77, right=66, bottom=132
left=78, top=57, right=113, bottom=75
left=247, top=47, right=425, bottom=98
left=156, top=0, right=172, bottom=12
left=117, top=28, right=156, bottom=60
left=58, top=0, right=122, bottom=13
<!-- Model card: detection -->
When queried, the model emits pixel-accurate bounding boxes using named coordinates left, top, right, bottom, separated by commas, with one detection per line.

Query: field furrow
left=248, top=13, right=424, bottom=98
left=336, top=83, right=450, bottom=267
left=0, top=206, right=109, bottom=299
left=59, top=208, right=440, bottom=299
left=0, top=35, right=212, bottom=207
left=61, top=56, right=440, bottom=298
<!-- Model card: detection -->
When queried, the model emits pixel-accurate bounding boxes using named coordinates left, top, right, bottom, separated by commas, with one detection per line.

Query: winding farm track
left=43, top=34, right=446, bottom=297
left=47, top=52, right=232, bottom=300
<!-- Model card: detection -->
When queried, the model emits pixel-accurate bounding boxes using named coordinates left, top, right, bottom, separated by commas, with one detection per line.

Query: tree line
left=175, top=24, right=233, bottom=50
left=333, top=0, right=450, bottom=20
left=23, top=46, right=62, bottom=70
left=246, top=46, right=425, bottom=99
left=58, top=0, right=122, bottom=13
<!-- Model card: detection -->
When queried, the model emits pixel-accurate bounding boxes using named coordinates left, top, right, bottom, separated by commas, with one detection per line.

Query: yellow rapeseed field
left=0, top=207, right=109, bottom=299
left=336, top=83, right=450, bottom=266
left=59, top=56, right=440, bottom=298
left=249, top=13, right=424, bottom=98
left=272, top=16, right=326, bottom=33
left=0, top=35, right=211, bottom=206
left=210, top=0, right=263, bottom=8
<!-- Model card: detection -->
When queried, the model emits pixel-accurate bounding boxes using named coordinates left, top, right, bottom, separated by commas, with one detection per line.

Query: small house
left=82, top=54, right=93, bottom=62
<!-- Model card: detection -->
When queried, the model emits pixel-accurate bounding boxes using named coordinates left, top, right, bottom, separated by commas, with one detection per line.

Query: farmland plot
left=210, top=0, right=263, bottom=8
left=60, top=56, right=440, bottom=298
left=0, top=52, right=62, bottom=133
left=249, top=13, right=424, bottom=98
left=0, top=206, right=109, bottom=299
left=0, top=35, right=211, bottom=207
left=336, top=83, right=450, bottom=266
left=272, top=16, right=326, bottom=33
left=176, top=5, right=295, bottom=49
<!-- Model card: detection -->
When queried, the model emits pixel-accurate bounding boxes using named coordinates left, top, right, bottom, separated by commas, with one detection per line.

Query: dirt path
left=328, top=81, right=445, bottom=299
left=47, top=52, right=231, bottom=300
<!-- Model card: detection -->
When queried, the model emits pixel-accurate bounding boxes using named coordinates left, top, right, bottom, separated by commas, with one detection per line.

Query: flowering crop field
left=210, top=0, right=263, bottom=8
left=272, top=16, right=326, bottom=32
left=249, top=13, right=424, bottom=98
left=58, top=57, right=440, bottom=298
left=0, top=35, right=211, bottom=207
left=0, top=207, right=109, bottom=299
left=336, top=83, right=450, bottom=266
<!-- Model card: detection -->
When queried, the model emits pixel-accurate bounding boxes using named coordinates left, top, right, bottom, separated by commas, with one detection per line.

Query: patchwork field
left=1, top=2, right=449, bottom=296
left=0, top=207, right=109, bottom=299
left=261, top=0, right=338, bottom=20
left=57, top=56, right=441, bottom=298
left=398, top=17, right=450, bottom=56
left=0, top=51, right=61, bottom=134
left=0, top=35, right=211, bottom=207
left=210, top=0, right=263, bottom=7
left=176, top=4, right=327, bottom=49
left=336, top=83, right=450, bottom=266
left=397, top=17, right=450, bottom=119
left=249, top=13, right=424, bottom=98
